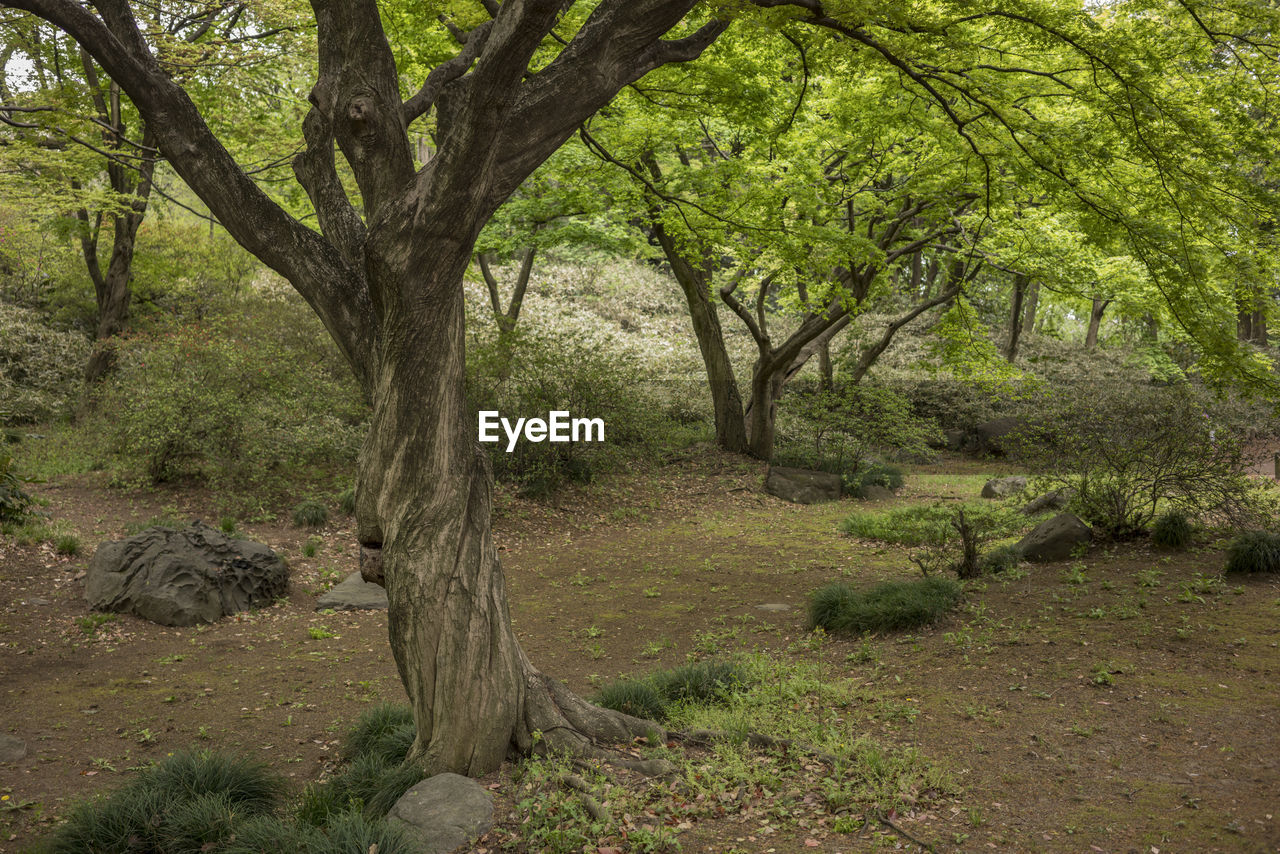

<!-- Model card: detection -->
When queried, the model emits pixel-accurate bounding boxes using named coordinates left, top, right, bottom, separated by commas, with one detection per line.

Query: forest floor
left=1, top=446, right=1278, bottom=854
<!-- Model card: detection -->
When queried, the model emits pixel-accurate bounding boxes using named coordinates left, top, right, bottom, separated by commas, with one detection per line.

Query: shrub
left=808, top=577, right=962, bottom=634
left=772, top=382, right=939, bottom=480
left=1012, top=386, right=1266, bottom=538
left=0, top=450, right=32, bottom=522
left=54, top=533, right=80, bottom=555
left=292, top=500, right=328, bottom=528
left=324, top=753, right=427, bottom=819
left=1151, top=510, right=1193, bottom=549
left=468, top=324, right=678, bottom=494
left=1224, top=531, right=1280, bottom=575
left=0, top=301, right=90, bottom=425
left=841, top=501, right=1027, bottom=546
left=979, top=543, right=1023, bottom=574
left=342, top=703, right=416, bottom=765
left=94, top=312, right=365, bottom=487
left=140, top=749, right=282, bottom=811
left=221, top=815, right=328, bottom=853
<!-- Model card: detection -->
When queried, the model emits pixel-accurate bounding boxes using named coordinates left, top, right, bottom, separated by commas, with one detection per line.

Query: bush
left=1151, top=510, right=1194, bottom=549
left=37, top=750, right=282, bottom=854
left=467, top=324, right=671, bottom=495
left=337, top=486, right=356, bottom=515
left=841, top=501, right=1027, bottom=546
left=772, top=382, right=939, bottom=481
left=1224, top=531, right=1280, bottom=575
left=808, top=577, right=962, bottom=634
left=0, top=450, right=32, bottom=522
left=1012, top=385, right=1267, bottom=538
left=292, top=500, right=328, bottom=528
left=979, top=543, right=1023, bottom=574
left=0, top=301, right=90, bottom=425
left=94, top=309, right=365, bottom=487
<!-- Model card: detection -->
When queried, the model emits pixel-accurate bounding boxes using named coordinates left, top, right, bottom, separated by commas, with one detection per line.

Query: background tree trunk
left=1085, top=297, right=1110, bottom=350
left=1004, top=272, right=1027, bottom=362
left=1022, top=279, right=1040, bottom=333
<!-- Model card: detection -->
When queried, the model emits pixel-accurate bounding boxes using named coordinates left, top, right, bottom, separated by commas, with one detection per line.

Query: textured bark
left=1022, top=278, right=1040, bottom=333
left=1085, top=297, right=1110, bottom=350
left=1004, top=272, right=1027, bottom=363
left=648, top=220, right=749, bottom=454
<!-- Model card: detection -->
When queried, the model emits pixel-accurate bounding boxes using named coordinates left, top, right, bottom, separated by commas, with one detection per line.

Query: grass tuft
left=292, top=499, right=329, bottom=528
left=809, top=577, right=962, bottom=634
left=595, top=679, right=668, bottom=721
left=337, top=487, right=357, bottom=516
left=342, top=703, right=415, bottom=765
left=1224, top=530, right=1280, bottom=575
left=1151, top=510, right=1193, bottom=549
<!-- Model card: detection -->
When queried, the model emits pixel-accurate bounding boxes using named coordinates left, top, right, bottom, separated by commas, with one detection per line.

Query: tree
left=8, top=0, right=1277, bottom=780
left=0, top=5, right=305, bottom=380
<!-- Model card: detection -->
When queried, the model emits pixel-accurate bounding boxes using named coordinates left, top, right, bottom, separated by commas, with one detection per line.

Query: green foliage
left=0, top=301, right=90, bottom=425
left=467, top=323, right=670, bottom=495
left=292, top=500, right=328, bottom=529
left=594, top=679, right=669, bottom=721
left=341, top=703, right=416, bottom=766
left=841, top=501, right=1028, bottom=546
left=1224, top=531, right=1280, bottom=575
left=1013, top=386, right=1268, bottom=538
left=337, top=487, right=356, bottom=515
left=773, top=382, right=939, bottom=481
left=36, top=751, right=281, bottom=854
left=54, top=533, right=80, bottom=555
left=594, top=660, right=749, bottom=723
left=1151, top=510, right=1194, bottom=549
left=980, top=544, right=1024, bottom=574
left=93, top=303, right=365, bottom=488
left=808, top=577, right=963, bottom=634
left=0, top=450, right=33, bottom=522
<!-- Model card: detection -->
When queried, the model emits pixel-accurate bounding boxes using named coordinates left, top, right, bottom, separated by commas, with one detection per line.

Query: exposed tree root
left=873, top=810, right=936, bottom=852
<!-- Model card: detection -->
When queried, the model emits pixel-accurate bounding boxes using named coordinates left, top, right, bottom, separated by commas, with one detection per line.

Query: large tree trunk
left=357, top=239, right=656, bottom=775
left=744, top=361, right=786, bottom=459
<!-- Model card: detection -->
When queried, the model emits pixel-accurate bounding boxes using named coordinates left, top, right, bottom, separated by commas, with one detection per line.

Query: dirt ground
left=2, top=448, right=1278, bottom=853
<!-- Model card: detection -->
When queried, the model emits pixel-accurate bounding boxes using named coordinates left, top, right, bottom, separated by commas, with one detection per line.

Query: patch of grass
left=979, top=543, right=1022, bottom=574
left=124, top=514, right=186, bottom=535
left=595, top=660, right=750, bottom=723
left=595, top=679, right=669, bottom=721
left=292, top=499, right=329, bottom=528
left=337, top=486, right=357, bottom=515
left=1224, top=530, right=1280, bottom=575
left=841, top=501, right=1027, bottom=546
left=308, top=626, right=337, bottom=640
left=342, top=703, right=416, bottom=765
left=77, top=612, right=118, bottom=635
left=219, top=515, right=238, bottom=535
left=808, top=577, right=962, bottom=634
left=53, top=532, right=80, bottom=555
left=303, top=536, right=322, bottom=558
left=1151, top=510, right=1193, bottom=549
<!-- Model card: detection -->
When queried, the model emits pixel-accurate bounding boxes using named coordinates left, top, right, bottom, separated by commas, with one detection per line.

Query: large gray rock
left=85, top=521, right=288, bottom=626
left=970, top=417, right=1025, bottom=456
left=981, top=476, right=1028, bottom=499
left=1016, top=513, right=1093, bottom=562
left=316, top=572, right=387, bottom=611
left=0, top=733, right=26, bottom=762
left=388, top=773, right=494, bottom=853
left=764, top=466, right=842, bottom=504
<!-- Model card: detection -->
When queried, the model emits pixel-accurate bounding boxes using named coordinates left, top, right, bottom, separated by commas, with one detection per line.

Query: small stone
left=858, top=484, right=895, bottom=501
left=21, top=597, right=51, bottom=606
left=755, top=603, right=791, bottom=612
left=1016, top=513, right=1093, bottom=562
left=388, top=773, right=494, bottom=854
left=316, top=572, right=388, bottom=611
left=0, top=733, right=27, bottom=763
